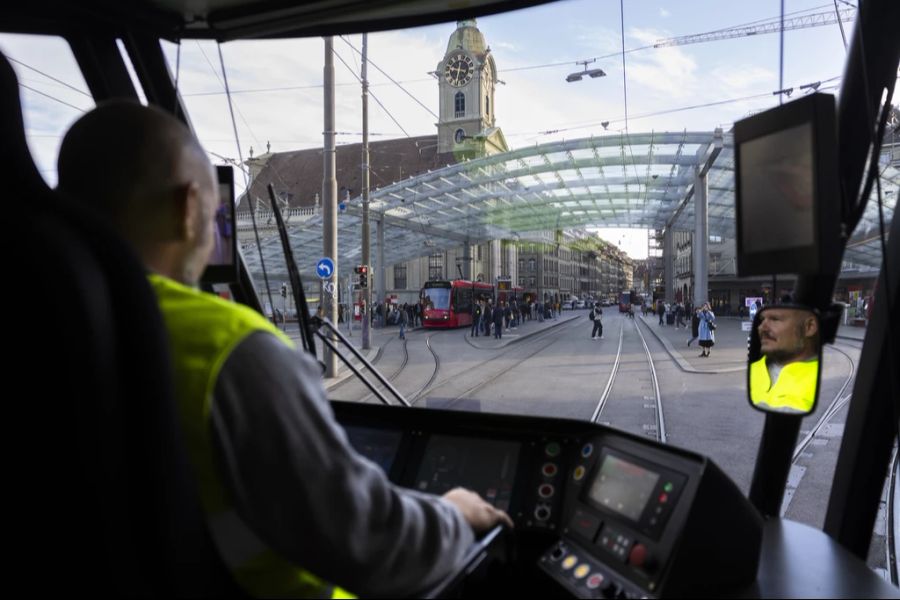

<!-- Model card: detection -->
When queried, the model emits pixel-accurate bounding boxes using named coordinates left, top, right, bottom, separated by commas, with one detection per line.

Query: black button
left=568, top=508, right=601, bottom=542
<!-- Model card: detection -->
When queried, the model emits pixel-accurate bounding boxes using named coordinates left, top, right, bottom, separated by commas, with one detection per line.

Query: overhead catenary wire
left=339, top=35, right=438, bottom=120
left=333, top=47, right=412, bottom=139
left=16, top=82, right=87, bottom=113
left=217, top=42, right=279, bottom=333
left=3, top=54, right=92, bottom=97
left=197, top=42, right=264, bottom=153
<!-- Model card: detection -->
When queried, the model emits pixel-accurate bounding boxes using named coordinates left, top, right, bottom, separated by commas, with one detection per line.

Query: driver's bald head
left=57, top=101, right=213, bottom=245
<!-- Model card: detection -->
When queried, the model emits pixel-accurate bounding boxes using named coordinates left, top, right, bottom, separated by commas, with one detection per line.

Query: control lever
left=420, top=524, right=509, bottom=598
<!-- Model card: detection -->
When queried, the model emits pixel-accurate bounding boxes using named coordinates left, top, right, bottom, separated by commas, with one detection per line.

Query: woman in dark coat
left=687, top=307, right=701, bottom=346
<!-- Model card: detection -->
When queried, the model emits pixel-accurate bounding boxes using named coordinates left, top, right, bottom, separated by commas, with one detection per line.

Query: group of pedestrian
left=471, top=298, right=520, bottom=339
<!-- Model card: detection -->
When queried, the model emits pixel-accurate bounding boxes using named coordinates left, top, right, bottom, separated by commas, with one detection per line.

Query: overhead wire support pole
left=361, top=33, right=371, bottom=350
left=323, top=37, right=338, bottom=377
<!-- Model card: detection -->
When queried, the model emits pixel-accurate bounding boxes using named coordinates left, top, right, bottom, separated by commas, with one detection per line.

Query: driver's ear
left=805, top=315, right=819, bottom=337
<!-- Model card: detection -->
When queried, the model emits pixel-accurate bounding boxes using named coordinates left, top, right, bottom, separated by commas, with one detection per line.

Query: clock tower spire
left=436, top=19, right=507, bottom=157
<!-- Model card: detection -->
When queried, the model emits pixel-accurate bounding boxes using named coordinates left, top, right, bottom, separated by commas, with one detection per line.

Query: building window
left=455, top=92, right=465, bottom=118
left=394, top=264, right=407, bottom=289
left=485, top=95, right=489, bottom=116
left=428, top=254, right=443, bottom=280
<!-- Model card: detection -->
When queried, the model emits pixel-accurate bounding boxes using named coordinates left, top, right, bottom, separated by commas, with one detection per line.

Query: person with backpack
left=590, top=304, right=603, bottom=339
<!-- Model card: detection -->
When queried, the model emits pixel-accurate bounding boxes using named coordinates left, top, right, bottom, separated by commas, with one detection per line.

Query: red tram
left=421, top=279, right=494, bottom=328
left=496, top=281, right=524, bottom=306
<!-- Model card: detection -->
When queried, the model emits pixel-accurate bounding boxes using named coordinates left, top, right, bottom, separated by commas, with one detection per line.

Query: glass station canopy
left=239, top=129, right=896, bottom=279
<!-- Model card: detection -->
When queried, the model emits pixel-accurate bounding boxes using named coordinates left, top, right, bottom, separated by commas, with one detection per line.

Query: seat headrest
left=0, top=52, right=51, bottom=195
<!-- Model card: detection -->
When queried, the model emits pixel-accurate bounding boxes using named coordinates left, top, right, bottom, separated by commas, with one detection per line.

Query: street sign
left=742, top=321, right=753, bottom=331
left=316, top=257, right=335, bottom=280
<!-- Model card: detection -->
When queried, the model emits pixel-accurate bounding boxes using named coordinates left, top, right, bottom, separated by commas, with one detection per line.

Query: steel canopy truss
left=241, top=129, right=896, bottom=280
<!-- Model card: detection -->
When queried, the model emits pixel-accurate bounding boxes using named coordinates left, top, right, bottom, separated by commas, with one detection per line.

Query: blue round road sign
left=316, top=257, right=335, bottom=280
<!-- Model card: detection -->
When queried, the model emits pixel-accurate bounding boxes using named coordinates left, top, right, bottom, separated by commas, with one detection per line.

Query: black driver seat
left=1, top=52, right=241, bottom=597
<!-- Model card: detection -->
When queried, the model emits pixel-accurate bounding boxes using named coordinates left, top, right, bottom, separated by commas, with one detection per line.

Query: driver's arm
left=210, top=331, right=478, bottom=596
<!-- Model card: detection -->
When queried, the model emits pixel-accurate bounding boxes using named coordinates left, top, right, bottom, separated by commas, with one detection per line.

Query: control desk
left=333, top=402, right=762, bottom=598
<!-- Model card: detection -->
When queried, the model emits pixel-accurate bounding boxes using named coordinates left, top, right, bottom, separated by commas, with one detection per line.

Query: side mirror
left=747, top=306, right=822, bottom=416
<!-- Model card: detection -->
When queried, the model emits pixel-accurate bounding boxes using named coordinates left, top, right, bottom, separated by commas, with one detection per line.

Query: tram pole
left=361, top=33, right=371, bottom=350
left=322, top=37, right=338, bottom=377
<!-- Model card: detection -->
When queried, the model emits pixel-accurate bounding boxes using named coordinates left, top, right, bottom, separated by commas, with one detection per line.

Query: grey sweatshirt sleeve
left=210, top=331, right=475, bottom=596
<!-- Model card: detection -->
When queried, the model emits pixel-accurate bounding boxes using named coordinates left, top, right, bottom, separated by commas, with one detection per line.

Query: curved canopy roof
left=239, top=129, right=897, bottom=280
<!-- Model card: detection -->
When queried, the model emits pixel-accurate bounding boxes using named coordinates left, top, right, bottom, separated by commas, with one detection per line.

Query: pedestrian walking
left=399, top=303, right=409, bottom=339
left=590, top=304, right=603, bottom=339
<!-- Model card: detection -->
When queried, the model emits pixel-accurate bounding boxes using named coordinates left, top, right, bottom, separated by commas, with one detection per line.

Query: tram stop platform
left=464, top=311, right=581, bottom=350
left=638, top=313, right=868, bottom=375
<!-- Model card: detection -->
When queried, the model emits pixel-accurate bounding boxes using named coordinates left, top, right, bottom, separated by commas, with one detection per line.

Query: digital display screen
left=739, top=122, right=815, bottom=254
left=415, top=435, right=519, bottom=512
left=208, top=182, right=235, bottom=267
left=201, top=166, right=237, bottom=283
left=588, top=454, right=660, bottom=522
left=343, top=426, right=403, bottom=475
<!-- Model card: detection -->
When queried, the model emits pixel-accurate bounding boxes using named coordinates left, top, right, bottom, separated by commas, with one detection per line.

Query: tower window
left=454, top=92, right=465, bottom=118
left=485, top=95, right=489, bottom=116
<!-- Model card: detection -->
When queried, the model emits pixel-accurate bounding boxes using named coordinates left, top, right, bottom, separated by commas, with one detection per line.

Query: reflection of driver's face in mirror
left=750, top=308, right=820, bottom=415
left=758, top=308, right=818, bottom=363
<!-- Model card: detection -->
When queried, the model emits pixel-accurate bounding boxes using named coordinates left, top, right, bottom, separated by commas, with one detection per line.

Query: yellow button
left=562, top=555, right=578, bottom=570
left=574, top=564, right=591, bottom=579
left=574, top=466, right=586, bottom=481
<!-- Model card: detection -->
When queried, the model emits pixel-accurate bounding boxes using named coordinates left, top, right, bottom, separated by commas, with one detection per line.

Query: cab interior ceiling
left=4, top=0, right=557, bottom=41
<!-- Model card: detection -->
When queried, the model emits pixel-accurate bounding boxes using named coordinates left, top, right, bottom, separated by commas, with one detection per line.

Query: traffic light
left=355, top=265, right=369, bottom=288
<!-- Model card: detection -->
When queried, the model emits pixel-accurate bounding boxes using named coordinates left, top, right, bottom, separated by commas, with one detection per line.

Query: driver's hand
left=442, top=487, right=514, bottom=532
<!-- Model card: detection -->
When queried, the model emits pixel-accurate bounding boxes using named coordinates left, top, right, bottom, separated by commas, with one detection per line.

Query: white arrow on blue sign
left=316, top=257, right=335, bottom=280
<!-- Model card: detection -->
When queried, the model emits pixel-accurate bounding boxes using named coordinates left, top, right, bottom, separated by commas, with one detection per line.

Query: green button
left=664, top=482, right=674, bottom=493
left=546, top=442, right=561, bottom=457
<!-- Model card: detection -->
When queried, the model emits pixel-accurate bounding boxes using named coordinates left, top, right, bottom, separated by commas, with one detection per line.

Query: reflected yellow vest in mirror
left=750, top=356, right=818, bottom=413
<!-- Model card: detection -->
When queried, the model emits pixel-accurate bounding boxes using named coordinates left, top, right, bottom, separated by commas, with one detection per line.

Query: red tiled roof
left=241, top=135, right=459, bottom=210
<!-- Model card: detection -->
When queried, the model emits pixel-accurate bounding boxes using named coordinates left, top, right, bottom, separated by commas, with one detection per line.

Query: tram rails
left=591, top=318, right=667, bottom=443
left=411, top=317, right=583, bottom=406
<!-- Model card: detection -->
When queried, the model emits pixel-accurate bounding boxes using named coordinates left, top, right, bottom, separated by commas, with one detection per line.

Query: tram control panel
left=333, top=402, right=763, bottom=598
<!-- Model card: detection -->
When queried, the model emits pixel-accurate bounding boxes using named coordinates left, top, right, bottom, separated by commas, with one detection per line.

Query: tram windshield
left=2, top=0, right=898, bottom=594
left=424, top=288, right=451, bottom=310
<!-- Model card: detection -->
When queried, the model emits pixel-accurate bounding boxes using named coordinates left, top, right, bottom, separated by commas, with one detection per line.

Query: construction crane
left=653, top=7, right=855, bottom=48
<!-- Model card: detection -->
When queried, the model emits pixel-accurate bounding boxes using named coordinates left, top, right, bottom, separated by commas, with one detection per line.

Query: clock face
left=444, top=54, right=474, bottom=87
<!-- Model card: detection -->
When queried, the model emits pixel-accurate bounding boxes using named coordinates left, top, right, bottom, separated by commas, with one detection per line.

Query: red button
left=629, top=543, right=647, bottom=567
left=658, top=492, right=668, bottom=503
left=586, top=574, right=604, bottom=590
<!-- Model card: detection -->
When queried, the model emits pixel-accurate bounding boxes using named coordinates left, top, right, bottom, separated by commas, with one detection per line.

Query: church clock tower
left=437, top=19, right=508, bottom=157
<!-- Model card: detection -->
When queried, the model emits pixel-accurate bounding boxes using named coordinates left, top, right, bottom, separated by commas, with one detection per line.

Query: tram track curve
left=412, top=317, right=583, bottom=407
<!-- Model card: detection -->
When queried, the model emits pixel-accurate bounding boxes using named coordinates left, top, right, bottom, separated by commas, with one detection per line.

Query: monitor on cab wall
left=734, top=92, right=840, bottom=277
left=200, top=165, right=238, bottom=284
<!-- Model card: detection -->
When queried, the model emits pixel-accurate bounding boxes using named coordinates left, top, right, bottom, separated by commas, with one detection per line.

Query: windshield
left=424, top=288, right=451, bottom=310
left=3, top=0, right=896, bottom=580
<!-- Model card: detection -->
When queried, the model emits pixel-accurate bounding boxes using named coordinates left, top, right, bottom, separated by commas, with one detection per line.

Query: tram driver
left=749, top=307, right=820, bottom=414
left=56, top=101, right=512, bottom=598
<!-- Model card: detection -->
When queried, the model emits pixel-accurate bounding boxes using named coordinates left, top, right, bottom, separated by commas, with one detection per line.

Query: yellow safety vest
left=149, top=274, right=353, bottom=599
left=749, top=355, right=819, bottom=413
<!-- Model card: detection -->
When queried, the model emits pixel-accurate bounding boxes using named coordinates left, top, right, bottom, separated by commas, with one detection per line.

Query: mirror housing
left=747, top=305, right=823, bottom=416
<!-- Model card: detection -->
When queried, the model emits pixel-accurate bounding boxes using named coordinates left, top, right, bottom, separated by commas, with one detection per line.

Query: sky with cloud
left=1, top=0, right=856, bottom=258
